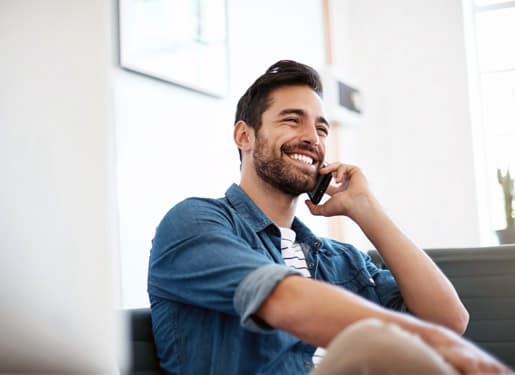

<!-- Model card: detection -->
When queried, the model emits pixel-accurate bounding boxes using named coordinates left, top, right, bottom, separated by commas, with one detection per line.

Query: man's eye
left=284, top=117, right=299, bottom=123
left=317, top=126, right=329, bottom=136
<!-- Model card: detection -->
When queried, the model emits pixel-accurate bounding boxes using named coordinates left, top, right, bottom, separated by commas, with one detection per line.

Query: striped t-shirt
left=279, top=227, right=326, bottom=367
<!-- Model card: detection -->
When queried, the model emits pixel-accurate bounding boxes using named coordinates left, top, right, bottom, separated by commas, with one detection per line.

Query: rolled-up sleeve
left=234, top=264, right=301, bottom=332
left=148, top=198, right=298, bottom=328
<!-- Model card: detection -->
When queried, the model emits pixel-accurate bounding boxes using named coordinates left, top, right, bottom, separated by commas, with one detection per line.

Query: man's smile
left=283, top=150, right=320, bottom=171
left=289, top=153, right=314, bottom=165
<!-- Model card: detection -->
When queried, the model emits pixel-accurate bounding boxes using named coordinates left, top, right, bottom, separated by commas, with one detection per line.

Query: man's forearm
left=348, top=194, right=469, bottom=333
left=257, top=275, right=433, bottom=348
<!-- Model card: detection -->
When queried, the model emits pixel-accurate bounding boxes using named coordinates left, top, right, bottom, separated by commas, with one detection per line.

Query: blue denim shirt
left=148, top=184, right=404, bottom=375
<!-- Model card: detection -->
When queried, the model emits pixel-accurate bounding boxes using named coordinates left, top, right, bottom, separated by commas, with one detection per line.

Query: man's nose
left=300, top=123, right=320, bottom=146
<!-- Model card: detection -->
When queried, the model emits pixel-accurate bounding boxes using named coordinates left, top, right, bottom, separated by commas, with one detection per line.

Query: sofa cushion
left=125, top=308, right=163, bottom=375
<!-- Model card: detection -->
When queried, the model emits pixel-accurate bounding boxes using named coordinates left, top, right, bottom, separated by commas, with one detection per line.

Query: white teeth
left=290, top=153, right=313, bottom=165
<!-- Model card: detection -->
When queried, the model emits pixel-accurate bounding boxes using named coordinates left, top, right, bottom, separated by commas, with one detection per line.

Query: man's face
left=251, top=85, right=329, bottom=196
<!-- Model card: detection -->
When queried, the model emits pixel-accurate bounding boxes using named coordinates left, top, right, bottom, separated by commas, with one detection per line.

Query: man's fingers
left=305, top=200, right=324, bottom=216
left=436, top=346, right=477, bottom=374
left=305, top=199, right=338, bottom=217
left=325, top=184, right=339, bottom=196
left=436, top=346, right=511, bottom=374
left=321, top=162, right=361, bottom=185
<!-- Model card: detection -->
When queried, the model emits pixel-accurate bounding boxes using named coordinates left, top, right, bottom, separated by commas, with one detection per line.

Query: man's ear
left=233, top=120, right=255, bottom=154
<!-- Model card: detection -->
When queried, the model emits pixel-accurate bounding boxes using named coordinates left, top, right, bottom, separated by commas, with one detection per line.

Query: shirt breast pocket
left=335, top=269, right=376, bottom=294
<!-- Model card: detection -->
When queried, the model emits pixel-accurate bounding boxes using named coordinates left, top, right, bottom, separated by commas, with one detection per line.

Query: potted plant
left=496, top=168, right=515, bottom=244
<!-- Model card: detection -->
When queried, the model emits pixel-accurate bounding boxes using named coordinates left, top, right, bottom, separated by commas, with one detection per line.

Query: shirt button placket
left=312, top=240, right=321, bottom=255
left=309, top=241, right=321, bottom=272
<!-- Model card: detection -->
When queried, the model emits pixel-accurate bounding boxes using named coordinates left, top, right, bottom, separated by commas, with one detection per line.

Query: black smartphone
left=308, top=172, right=332, bottom=204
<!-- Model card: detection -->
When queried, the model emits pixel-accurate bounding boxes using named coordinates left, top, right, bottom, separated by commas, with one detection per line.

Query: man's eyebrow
left=278, top=108, right=305, bottom=117
left=317, top=116, right=330, bottom=127
left=277, top=109, right=330, bottom=127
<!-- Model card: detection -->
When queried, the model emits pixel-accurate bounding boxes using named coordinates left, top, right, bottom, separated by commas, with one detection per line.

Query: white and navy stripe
left=279, top=227, right=326, bottom=366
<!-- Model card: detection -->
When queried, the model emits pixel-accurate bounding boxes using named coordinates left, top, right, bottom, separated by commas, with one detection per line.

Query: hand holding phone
left=308, top=172, right=332, bottom=204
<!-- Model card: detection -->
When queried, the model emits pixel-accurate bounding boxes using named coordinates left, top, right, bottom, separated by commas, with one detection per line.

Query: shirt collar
left=225, top=184, right=319, bottom=244
left=225, top=183, right=275, bottom=232
left=291, top=216, right=319, bottom=245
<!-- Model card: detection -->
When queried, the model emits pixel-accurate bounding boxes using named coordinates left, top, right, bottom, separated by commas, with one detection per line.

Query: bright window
left=472, top=0, right=515, bottom=232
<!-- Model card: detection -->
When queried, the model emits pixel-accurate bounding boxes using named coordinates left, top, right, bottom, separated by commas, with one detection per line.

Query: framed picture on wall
left=118, top=0, right=228, bottom=98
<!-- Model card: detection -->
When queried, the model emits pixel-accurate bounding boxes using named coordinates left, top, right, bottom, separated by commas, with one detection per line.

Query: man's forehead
left=267, top=87, right=324, bottom=112
left=269, top=85, right=321, bottom=101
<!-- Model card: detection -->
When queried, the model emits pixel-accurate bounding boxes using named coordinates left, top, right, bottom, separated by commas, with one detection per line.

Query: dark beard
left=253, top=136, right=319, bottom=197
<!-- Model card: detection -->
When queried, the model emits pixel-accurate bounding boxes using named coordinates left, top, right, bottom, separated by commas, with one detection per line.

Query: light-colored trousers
left=311, top=318, right=459, bottom=375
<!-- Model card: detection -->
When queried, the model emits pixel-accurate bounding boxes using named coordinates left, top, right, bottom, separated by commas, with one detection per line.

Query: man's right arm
left=256, top=275, right=510, bottom=374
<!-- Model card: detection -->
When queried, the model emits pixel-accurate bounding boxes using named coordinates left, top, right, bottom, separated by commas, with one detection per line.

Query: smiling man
left=148, top=60, right=510, bottom=374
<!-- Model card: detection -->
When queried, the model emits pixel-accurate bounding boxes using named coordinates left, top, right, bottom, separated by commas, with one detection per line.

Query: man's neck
left=239, top=176, right=297, bottom=229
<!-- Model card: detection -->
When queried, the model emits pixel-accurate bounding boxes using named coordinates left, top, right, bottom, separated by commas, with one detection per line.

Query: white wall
left=330, top=0, right=480, bottom=250
left=0, top=1, right=121, bottom=371
left=115, top=0, right=326, bottom=307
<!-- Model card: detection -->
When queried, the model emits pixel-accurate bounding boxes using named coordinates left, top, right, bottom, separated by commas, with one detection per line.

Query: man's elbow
left=456, top=308, right=470, bottom=335
left=448, top=307, right=469, bottom=335
left=412, top=301, right=469, bottom=335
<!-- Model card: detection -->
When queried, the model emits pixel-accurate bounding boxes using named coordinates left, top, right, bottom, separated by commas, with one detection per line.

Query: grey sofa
left=369, top=245, right=515, bottom=369
left=124, top=308, right=163, bottom=375
left=125, top=245, right=515, bottom=374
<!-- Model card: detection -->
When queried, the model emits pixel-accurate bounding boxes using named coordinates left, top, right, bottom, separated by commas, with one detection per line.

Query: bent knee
left=314, top=319, right=456, bottom=375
